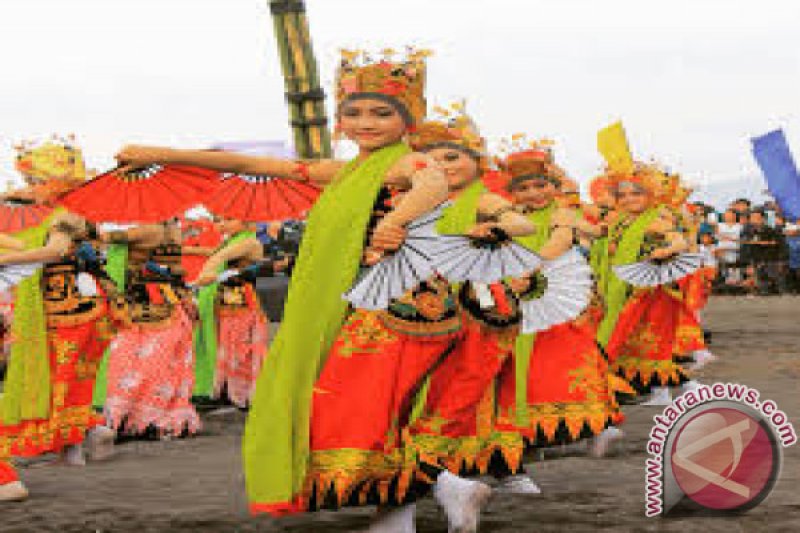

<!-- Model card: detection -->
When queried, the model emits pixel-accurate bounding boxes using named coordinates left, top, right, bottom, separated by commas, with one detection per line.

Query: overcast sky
left=0, top=0, right=798, bottom=207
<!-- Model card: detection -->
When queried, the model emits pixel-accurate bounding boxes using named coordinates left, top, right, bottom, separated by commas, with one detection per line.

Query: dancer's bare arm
left=115, top=145, right=343, bottom=186
left=471, top=193, right=536, bottom=238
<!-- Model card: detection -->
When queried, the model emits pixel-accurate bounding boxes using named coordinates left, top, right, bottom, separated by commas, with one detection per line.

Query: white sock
left=433, top=472, right=492, bottom=533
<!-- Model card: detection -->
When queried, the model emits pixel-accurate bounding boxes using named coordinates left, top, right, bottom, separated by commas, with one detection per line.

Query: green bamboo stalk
left=268, top=0, right=331, bottom=159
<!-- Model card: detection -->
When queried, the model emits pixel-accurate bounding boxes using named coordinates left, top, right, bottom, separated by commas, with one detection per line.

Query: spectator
left=731, top=198, right=752, bottom=224
left=784, top=216, right=800, bottom=293
left=715, top=209, right=743, bottom=288
left=740, top=210, right=785, bottom=294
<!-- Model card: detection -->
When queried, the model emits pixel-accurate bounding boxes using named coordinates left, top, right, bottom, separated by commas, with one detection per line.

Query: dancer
left=0, top=139, right=118, bottom=502
left=595, top=164, right=707, bottom=405
left=115, top=48, right=490, bottom=533
left=191, top=218, right=277, bottom=408
left=487, top=147, right=624, bottom=475
left=405, top=109, right=542, bottom=498
left=100, top=219, right=201, bottom=438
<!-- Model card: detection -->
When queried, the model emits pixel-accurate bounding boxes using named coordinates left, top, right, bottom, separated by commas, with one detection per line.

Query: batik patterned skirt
left=105, top=303, right=199, bottom=436
left=410, top=282, right=520, bottom=476
left=215, top=283, right=269, bottom=407
left=304, top=277, right=460, bottom=512
left=605, top=286, right=701, bottom=393
left=0, top=297, right=113, bottom=460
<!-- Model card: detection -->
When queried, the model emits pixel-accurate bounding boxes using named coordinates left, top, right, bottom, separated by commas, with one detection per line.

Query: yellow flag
left=597, top=121, right=634, bottom=173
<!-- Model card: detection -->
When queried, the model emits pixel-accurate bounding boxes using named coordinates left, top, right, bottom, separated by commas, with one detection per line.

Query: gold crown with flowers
left=494, top=135, right=561, bottom=188
left=14, top=134, right=88, bottom=184
left=607, top=161, right=692, bottom=208
left=411, top=100, right=486, bottom=160
left=336, top=47, right=430, bottom=126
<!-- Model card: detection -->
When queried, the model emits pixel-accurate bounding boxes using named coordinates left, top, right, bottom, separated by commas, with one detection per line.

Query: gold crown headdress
left=410, top=100, right=486, bottom=160
left=607, top=160, right=692, bottom=208
left=493, top=135, right=560, bottom=189
left=336, top=47, right=430, bottom=126
left=14, top=134, right=87, bottom=184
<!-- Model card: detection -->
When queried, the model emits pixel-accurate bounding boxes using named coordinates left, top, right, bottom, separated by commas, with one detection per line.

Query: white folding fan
left=520, top=248, right=594, bottom=334
left=343, top=202, right=450, bottom=310
left=0, top=263, right=43, bottom=292
left=429, top=232, right=543, bottom=284
left=612, top=252, right=705, bottom=287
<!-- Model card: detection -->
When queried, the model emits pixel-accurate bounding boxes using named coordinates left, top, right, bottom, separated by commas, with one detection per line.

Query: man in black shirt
left=741, top=211, right=785, bottom=294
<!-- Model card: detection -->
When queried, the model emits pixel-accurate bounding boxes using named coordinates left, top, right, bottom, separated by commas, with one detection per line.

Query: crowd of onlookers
left=691, top=198, right=800, bottom=295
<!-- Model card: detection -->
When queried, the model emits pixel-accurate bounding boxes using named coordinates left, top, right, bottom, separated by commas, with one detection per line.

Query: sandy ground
left=3, top=295, right=799, bottom=533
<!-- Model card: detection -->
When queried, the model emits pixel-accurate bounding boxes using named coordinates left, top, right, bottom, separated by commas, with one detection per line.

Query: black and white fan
left=429, top=231, right=542, bottom=284
left=0, top=263, right=43, bottom=292
left=343, top=203, right=450, bottom=310
left=612, top=252, right=704, bottom=287
left=520, top=248, right=593, bottom=334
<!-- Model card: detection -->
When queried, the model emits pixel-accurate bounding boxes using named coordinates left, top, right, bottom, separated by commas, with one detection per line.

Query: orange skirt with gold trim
left=409, top=314, right=517, bottom=475
left=0, top=313, right=113, bottom=460
left=497, top=323, right=622, bottom=447
left=305, top=309, right=457, bottom=511
left=606, top=287, right=698, bottom=393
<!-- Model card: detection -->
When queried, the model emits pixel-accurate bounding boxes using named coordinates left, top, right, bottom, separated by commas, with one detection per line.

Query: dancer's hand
left=114, top=145, right=167, bottom=172
left=371, top=222, right=406, bottom=252
left=650, top=247, right=676, bottom=261
left=467, top=223, right=499, bottom=240
left=508, top=276, right=532, bottom=295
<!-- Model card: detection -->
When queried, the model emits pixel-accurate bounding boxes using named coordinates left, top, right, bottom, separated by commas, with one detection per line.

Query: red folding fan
left=60, top=165, right=219, bottom=223
left=0, top=201, right=54, bottom=232
left=203, top=173, right=320, bottom=222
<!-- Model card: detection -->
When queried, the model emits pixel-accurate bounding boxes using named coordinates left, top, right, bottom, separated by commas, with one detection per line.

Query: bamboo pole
left=268, top=0, right=331, bottom=159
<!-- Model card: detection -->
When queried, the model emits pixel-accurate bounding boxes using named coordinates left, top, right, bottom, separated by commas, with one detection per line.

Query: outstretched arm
left=0, top=231, right=71, bottom=266
left=0, top=234, right=26, bottom=251
left=115, top=145, right=343, bottom=186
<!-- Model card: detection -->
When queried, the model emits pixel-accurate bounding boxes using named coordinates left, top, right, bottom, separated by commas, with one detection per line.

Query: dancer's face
left=615, top=186, right=650, bottom=214
left=339, top=98, right=407, bottom=152
left=511, top=179, right=557, bottom=210
left=426, top=147, right=479, bottom=192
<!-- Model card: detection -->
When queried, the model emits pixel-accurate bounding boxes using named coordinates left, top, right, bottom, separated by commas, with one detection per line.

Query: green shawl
left=436, top=180, right=486, bottom=235
left=1, top=211, right=60, bottom=425
left=242, top=142, right=410, bottom=509
left=91, top=242, right=128, bottom=408
left=595, top=207, right=661, bottom=347
left=193, top=230, right=255, bottom=397
left=510, top=202, right=556, bottom=426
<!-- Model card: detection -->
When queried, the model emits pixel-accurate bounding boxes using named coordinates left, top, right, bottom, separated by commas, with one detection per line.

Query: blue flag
left=751, top=129, right=800, bottom=221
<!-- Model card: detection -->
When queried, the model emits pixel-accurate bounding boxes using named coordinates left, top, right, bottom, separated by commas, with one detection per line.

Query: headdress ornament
left=336, top=47, right=430, bottom=126
left=494, top=135, right=560, bottom=189
left=410, top=100, right=486, bottom=161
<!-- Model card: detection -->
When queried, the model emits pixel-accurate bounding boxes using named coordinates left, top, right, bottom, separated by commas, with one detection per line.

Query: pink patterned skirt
left=105, top=306, right=200, bottom=436
left=214, top=305, right=269, bottom=407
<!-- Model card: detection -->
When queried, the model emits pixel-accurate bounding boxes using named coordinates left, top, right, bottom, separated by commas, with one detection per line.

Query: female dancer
left=192, top=218, right=273, bottom=408
left=595, top=164, right=707, bottom=405
left=100, top=219, right=200, bottom=437
left=0, top=160, right=118, bottom=501
left=115, top=49, right=490, bottom=533
left=405, top=110, right=542, bottom=497
left=483, top=150, right=624, bottom=478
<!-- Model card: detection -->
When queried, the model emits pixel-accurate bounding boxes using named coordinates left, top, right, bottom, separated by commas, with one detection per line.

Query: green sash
left=510, top=203, right=555, bottom=426
left=242, top=143, right=410, bottom=509
left=436, top=180, right=486, bottom=235
left=1, top=211, right=60, bottom=424
left=92, top=242, right=128, bottom=408
left=595, top=208, right=661, bottom=347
